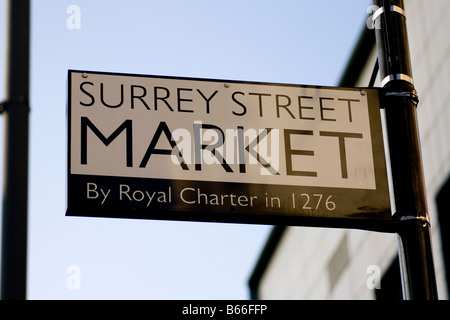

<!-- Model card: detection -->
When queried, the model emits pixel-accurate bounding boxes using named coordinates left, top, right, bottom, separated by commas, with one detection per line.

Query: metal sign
left=66, top=70, right=391, bottom=228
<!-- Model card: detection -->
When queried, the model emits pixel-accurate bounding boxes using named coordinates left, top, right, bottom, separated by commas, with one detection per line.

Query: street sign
left=66, top=70, right=392, bottom=229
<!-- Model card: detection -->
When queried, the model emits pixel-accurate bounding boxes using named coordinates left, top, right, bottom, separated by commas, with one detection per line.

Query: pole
left=372, top=0, right=438, bottom=299
left=1, top=0, right=30, bottom=300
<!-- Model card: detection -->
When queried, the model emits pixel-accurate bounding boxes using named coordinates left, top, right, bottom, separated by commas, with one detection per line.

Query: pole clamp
left=0, top=97, right=30, bottom=113
left=0, top=101, right=7, bottom=113
left=394, top=212, right=431, bottom=227
left=373, top=5, right=406, bottom=24
left=384, top=88, right=419, bottom=106
left=381, top=73, right=414, bottom=87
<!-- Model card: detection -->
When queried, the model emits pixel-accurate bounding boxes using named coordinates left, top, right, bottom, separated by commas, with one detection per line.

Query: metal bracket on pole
left=394, top=212, right=430, bottom=226
left=0, top=101, right=7, bottom=113
left=0, top=98, right=30, bottom=114
left=373, top=4, right=406, bottom=21
left=384, top=90, right=419, bottom=106
left=380, top=73, right=413, bottom=88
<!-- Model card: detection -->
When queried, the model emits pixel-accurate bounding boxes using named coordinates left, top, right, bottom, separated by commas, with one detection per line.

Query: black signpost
left=1, top=0, right=30, bottom=300
left=372, top=0, right=437, bottom=300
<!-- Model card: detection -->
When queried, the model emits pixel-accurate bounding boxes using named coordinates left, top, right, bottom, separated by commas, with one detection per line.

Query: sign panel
left=66, top=70, right=392, bottom=228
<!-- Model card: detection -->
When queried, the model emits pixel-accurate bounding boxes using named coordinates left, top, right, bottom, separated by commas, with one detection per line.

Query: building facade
left=249, top=0, right=450, bottom=300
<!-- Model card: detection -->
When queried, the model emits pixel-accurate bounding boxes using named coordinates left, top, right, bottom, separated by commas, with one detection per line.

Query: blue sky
left=0, top=0, right=372, bottom=299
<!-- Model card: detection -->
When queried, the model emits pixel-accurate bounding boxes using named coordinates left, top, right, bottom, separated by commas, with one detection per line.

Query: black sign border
left=66, top=70, right=395, bottom=233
